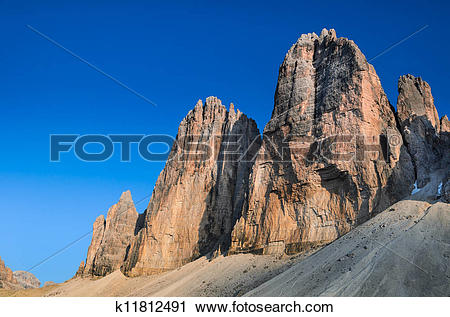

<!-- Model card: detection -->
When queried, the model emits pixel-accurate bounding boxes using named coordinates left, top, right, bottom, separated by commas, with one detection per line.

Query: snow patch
left=411, top=182, right=420, bottom=195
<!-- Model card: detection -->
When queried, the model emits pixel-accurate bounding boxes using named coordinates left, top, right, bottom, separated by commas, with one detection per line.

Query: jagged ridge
left=78, top=29, right=449, bottom=279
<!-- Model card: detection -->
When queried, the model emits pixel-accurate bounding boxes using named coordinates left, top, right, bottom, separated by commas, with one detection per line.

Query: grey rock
left=13, top=271, right=41, bottom=289
left=397, top=74, right=447, bottom=188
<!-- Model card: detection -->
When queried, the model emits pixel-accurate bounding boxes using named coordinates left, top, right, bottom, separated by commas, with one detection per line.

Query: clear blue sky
left=0, top=0, right=448, bottom=284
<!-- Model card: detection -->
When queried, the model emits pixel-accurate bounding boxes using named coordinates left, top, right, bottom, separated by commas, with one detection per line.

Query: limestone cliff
left=0, top=257, right=18, bottom=289
left=229, top=29, right=415, bottom=254
left=79, top=191, right=140, bottom=276
left=1, top=258, right=41, bottom=289
left=397, top=75, right=448, bottom=188
left=122, top=97, right=260, bottom=275
left=78, top=28, right=448, bottom=278
left=13, top=271, right=41, bottom=289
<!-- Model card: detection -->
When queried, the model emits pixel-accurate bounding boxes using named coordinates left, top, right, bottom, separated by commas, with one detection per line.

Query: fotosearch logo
left=50, top=134, right=175, bottom=162
left=50, top=133, right=401, bottom=163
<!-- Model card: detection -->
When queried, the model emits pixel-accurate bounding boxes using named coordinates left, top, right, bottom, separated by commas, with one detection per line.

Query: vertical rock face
left=0, top=257, right=18, bottom=289
left=75, top=261, right=85, bottom=277
left=397, top=75, right=440, bottom=130
left=440, top=115, right=450, bottom=134
left=397, top=75, right=448, bottom=187
left=442, top=176, right=450, bottom=203
left=229, top=29, right=415, bottom=254
left=80, top=191, right=140, bottom=276
left=81, top=216, right=105, bottom=276
left=440, top=115, right=450, bottom=161
left=78, top=29, right=447, bottom=279
left=123, top=97, right=260, bottom=275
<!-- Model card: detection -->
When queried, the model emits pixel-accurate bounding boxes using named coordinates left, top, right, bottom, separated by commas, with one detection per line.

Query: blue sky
left=0, top=0, right=448, bottom=284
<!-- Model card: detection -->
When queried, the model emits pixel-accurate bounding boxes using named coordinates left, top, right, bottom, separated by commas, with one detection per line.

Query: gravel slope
left=246, top=200, right=449, bottom=296
left=2, top=253, right=309, bottom=297
left=2, top=199, right=448, bottom=297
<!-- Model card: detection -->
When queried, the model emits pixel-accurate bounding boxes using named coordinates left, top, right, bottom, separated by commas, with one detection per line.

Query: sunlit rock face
left=79, top=191, right=140, bottom=276
left=0, top=257, right=18, bottom=289
left=229, top=29, right=415, bottom=255
left=79, top=29, right=449, bottom=278
left=122, top=97, right=261, bottom=275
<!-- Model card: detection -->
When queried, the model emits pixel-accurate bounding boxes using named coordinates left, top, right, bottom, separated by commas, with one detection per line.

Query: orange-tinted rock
left=81, top=216, right=105, bottom=276
left=0, top=257, right=19, bottom=289
left=229, top=29, right=415, bottom=255
left=441, top=115, right=450, bottom=134
left=80, top=191, right=140, bottom=276
left=75, top=261, right=85, bottom=277
left=78, top=29, right=448, bottom=279
left=439, top=115, right=450, bottom=145
left=1, top=258, right=40, bottom=289
left=123, top=97, right=260, bottom=275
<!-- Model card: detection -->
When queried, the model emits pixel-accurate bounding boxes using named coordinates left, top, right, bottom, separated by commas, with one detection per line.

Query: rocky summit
left=122, top=97, right=261, bottom=275
left=13, top=271, right=41, bottom=289
left=77, top=190, right=141, bottom=276
left=230, top=29, right=414, bottom=255
left=0, top=257, right=40, bottom=290
left=77, top=29, right=449, bottom=281
left=397, top=74, right=450, bottom=189
left=0, top=257, right=18, bottom=289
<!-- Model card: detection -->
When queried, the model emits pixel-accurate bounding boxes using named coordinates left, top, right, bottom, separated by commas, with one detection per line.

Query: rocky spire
left=440, top=115, right=449, bottom=134
left=397, top=74, right=440, bottom=131
left=79, top=215, right=105, bottom=276
left=77, top=29, right=448, bottom=279
left=230, top=29, right=415, bottom=255
left=397, top=74, right=448, bottom=188
left=119, top=190, right=132, bottom=202
left=0, top=257, right=18, bottom=289
left=79, top=191, right=139, bottom=276
left=122, top=97, right=260, bottom=276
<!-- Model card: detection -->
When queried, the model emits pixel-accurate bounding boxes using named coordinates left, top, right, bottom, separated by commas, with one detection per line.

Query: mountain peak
left=397, top=74, right=440, bottom=131
left=119, top=190, right=132, bottom=203
left=76, top=29, right=448, bottom=283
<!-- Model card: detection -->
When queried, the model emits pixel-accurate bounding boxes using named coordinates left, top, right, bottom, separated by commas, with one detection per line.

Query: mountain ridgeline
left=0, top=257, right=41, bottom=290
left=76, top=29, right=450, bottom=278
